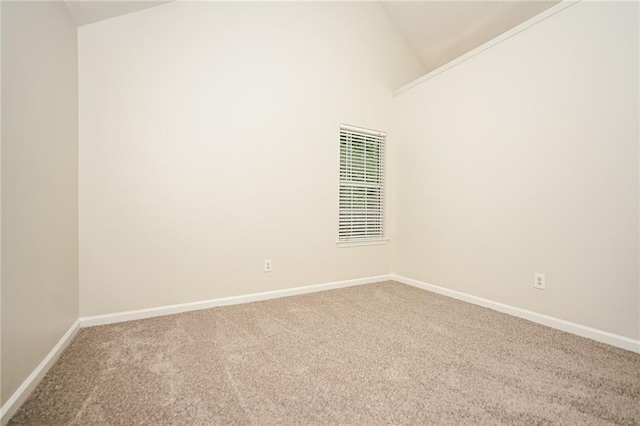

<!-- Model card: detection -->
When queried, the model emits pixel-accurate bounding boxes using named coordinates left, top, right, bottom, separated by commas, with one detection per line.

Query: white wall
left=79, top=1, right=424, bottom=316
left=0, top=0, right=4, bottom=406
left=393, top=1, right=639, bottom=340
left=1, top=0, right=79, bottom=404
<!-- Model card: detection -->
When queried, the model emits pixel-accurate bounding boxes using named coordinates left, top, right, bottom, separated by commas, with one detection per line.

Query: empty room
left=1, top=0, right=639, bottom=424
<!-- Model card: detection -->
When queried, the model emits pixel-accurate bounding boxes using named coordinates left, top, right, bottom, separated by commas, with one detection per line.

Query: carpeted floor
left=9, top=281, right=640, bottom=425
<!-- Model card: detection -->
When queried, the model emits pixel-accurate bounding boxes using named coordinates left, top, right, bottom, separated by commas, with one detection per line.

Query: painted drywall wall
left=79, top=1, right=424, bottom=316
left=1, top=1, right=79, bottom=404
left=393, top=1, right=639, bottom=339
left=0, top=0, right=3, bottom=407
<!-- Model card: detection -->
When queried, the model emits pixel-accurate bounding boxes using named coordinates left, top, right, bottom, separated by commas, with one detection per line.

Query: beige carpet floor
left=9, top=281, right=640, bottom=425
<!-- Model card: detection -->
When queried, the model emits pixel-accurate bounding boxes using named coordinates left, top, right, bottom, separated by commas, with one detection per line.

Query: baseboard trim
left=80, top=274, right=394, bottom=327
left=0, top=319, right=81, bottom=425
left=1, top=275, right=393, bottom=423
left=6, top=272, right=636, bottom=425
left=392, top=274, right=640, bottom=354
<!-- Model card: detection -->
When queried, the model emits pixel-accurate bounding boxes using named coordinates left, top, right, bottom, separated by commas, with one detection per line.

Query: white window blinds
left=339, top=124, right=386, bottom=242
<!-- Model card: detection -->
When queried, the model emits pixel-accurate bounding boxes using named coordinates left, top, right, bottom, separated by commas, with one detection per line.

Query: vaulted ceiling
left=64, top=0, right=559, bottom=74
left=64, top=0, right=169, bottom=26
left=383, top=1, right=558, bottom=71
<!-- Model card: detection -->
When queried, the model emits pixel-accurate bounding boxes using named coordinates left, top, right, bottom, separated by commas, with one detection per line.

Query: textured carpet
left=9, top=281, right=640, bottom=425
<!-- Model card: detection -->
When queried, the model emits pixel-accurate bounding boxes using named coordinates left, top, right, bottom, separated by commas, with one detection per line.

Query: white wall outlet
left=264, top=260, right=272, bottom=272
left=534, top=273, right=545, bottom=290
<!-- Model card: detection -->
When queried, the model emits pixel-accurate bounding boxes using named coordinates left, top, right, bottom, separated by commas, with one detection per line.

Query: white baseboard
left=80, top=274, right=393, bottom=327
left=0, top=319, right=81, bottom=426
left=0, top=275, right=392, bottom=424
left=392, top=274, right=640, bottom=354
left=5, top=273, right=636, bottom=426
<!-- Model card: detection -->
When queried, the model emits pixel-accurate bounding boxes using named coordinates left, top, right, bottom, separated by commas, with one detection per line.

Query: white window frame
left=337, top=124, right=388, bottom=247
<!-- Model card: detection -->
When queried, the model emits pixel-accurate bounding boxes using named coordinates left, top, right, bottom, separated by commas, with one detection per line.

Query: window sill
left=337, top=238, right=389, bottom=248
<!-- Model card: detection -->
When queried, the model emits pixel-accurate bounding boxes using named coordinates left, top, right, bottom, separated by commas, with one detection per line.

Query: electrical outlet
left=264, top=260, right=272, bottom=272
left=534, top=273, right=545, bottom=290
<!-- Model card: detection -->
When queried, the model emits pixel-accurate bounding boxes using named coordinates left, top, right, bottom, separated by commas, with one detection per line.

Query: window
left=339, top=124, right=386, bottom=245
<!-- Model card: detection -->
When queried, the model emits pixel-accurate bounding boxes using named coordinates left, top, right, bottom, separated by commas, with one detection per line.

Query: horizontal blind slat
left=338, top=125, right=385, bottom=242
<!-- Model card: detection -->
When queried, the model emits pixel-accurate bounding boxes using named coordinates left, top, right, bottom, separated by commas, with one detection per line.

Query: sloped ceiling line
left=65, top=0, right=558, bottom=76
